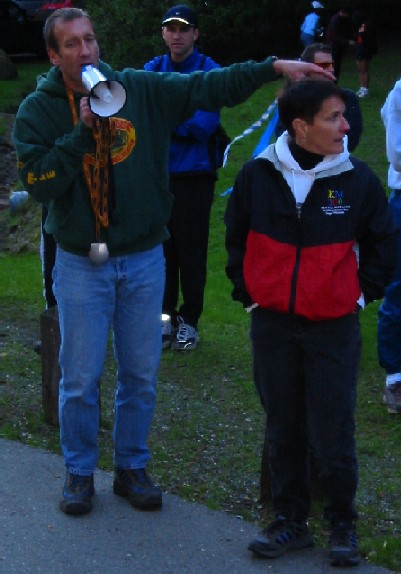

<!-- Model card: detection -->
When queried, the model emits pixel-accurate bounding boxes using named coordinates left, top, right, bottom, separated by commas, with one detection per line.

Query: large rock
left=0, top=49, right=17, bottom=80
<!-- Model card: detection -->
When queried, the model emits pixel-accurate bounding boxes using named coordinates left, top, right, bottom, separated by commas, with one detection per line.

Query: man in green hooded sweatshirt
left=13, top=6, right=333, bottom=516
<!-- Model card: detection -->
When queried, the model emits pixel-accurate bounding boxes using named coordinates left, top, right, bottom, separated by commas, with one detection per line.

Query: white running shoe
left=161, top=314, right=172, bottom=349
left=356, top=87, right=369, bottom=98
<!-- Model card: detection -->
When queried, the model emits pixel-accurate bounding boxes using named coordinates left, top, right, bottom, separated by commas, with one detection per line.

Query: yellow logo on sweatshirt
left=111, top=118, right=136, bottom=164
left=83, top=118, right=136, bottom=166
left=26, top=170, right=56, bottom=184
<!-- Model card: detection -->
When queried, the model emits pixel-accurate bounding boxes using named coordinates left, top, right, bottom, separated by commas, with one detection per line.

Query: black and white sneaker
left=329, top=522, right=360, bottom=567
left=171, top=316, right=199, bottom=351
left=248, top=517, right=314, bottom=558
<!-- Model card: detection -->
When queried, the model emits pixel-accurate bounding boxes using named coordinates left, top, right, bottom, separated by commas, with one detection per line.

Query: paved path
left=0, top=439, right=396, bottom=574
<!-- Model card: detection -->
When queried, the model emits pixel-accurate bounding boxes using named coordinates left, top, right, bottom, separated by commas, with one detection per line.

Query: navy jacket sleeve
left=355, top=160, right=398, bottom=303
left=343, top=89, right=363, bottom=152
left=224, top=163, right=254, bottom=308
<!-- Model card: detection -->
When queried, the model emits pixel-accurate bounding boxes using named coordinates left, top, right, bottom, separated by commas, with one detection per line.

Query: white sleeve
left=386, top=84, right=401, bottom=173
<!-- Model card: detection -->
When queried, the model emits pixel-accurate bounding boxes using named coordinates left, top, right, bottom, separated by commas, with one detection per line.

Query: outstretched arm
left=273, top=59, right=335, bottom=82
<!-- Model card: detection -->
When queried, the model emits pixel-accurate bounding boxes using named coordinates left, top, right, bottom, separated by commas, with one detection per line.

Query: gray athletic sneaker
left=162, top=314, right=172, bottom=350
left=385, top=382, right=401, bottom=413
left=171, top=316, right=198, bottom=351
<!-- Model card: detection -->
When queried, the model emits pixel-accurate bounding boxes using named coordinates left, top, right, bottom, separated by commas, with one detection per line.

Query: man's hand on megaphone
left=80, top=97, right=96, bottom=129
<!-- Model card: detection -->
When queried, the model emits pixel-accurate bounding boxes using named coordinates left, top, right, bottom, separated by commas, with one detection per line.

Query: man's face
left=48, top=16, right=100, bottom=92
left=162, top=22, right=199, bottom=63
left=296, top=96, right=350, bottom=156
left=312, top=51, right=335, bottom=78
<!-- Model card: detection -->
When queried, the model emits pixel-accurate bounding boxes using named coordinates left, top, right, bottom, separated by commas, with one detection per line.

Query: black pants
left=40, top=204, right=57, bottom=308
left=332, top=45, right=346, bottom=82
left=251, top=308, right=361, bottom=524
left=163, top=175, right=215, bottom=328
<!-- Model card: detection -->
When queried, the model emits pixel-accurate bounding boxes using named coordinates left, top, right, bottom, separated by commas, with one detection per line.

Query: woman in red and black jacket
left=225, top=79, right=397, bottom=567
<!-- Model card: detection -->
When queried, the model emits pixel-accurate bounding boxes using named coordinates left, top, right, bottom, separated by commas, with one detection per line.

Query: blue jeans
left=300, top=32, right=314, bottom=48
left=53, top=245, right=164, bottom=475
left=378, top=190, right=401, bottom=375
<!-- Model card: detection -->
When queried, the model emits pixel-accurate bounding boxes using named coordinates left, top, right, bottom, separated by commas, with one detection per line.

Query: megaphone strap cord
left=66, top=86, right=110, bottom=241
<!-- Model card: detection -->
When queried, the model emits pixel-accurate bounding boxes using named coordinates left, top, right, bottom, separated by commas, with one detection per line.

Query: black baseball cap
left=162, top=5, right=198, bottom=27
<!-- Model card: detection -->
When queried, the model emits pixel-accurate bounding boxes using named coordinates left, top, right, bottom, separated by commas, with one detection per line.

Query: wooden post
left=40, top=306, right=60, bottom=427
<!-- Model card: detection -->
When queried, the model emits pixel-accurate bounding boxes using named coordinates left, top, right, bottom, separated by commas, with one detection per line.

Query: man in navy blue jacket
left=144, top=4, right=220, bottom=351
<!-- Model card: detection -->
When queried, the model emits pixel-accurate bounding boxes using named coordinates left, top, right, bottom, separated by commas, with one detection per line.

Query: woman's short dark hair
left=278, top=80, right=345, bottom=137
left=43, top=8, right=91, bottom=52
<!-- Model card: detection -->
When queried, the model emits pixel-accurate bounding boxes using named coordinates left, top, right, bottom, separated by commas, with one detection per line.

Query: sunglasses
left=315, top=61, right=334, bottom=69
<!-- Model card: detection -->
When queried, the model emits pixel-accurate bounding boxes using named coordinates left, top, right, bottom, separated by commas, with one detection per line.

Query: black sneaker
left=113, top=467, right=162, bottom=510
left=60, top=472, right=94, bottom=515
left=329, top=522, right=360, bottom=567
left=248, top=517, right=314, bottom=558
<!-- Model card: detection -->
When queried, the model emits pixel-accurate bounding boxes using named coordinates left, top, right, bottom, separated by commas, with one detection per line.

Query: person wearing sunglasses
left=275, top=43, right=362, bottom=153
left=300, top=43, right=363, bottom=152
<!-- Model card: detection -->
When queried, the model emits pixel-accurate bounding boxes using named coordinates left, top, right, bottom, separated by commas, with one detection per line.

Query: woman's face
left=295, top=96, right=350, bottom=155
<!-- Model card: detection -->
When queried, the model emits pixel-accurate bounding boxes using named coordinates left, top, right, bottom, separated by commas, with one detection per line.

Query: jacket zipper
left=289, top=203, right=303, bottom=313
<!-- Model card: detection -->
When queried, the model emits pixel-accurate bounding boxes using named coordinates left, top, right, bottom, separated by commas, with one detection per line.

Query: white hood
left=258, top=131, right=352, bottom=205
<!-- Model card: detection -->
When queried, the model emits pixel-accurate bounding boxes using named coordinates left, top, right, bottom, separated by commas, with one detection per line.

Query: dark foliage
left=84, top=0, right=400, bottom=69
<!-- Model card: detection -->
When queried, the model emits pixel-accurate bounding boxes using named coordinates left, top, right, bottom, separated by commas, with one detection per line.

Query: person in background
left=144, top=4, right=219, bottom=352
left=225, top=79, right=397, bottom=566
left=325, top=3, right=356, bottom=82
left=40, top=206, right=57, bottom=311
left=378, top=77, right=401, bottom=414
left=352, top=3, right=377, bottom=98
left=13, top=7, right=332, bottom=517
left=300, top=1, right=325, bottom=48
left=300, top=42, right=362, bottom=151
left=33, top=205, right=57, bottom=354
left=275, top=43, right=362, bottom=153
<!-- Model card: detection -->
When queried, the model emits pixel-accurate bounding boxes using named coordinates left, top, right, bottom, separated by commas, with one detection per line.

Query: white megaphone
left=82, top=65, right=126, bottom=117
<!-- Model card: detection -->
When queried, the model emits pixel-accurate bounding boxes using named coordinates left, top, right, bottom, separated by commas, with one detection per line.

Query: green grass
left=0, top=60, right=48, bottom=114
left=1, top=34, right=401, bottom=572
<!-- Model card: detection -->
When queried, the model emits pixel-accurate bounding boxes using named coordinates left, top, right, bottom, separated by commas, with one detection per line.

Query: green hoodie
left=13, top=58, right=277, bottom=256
